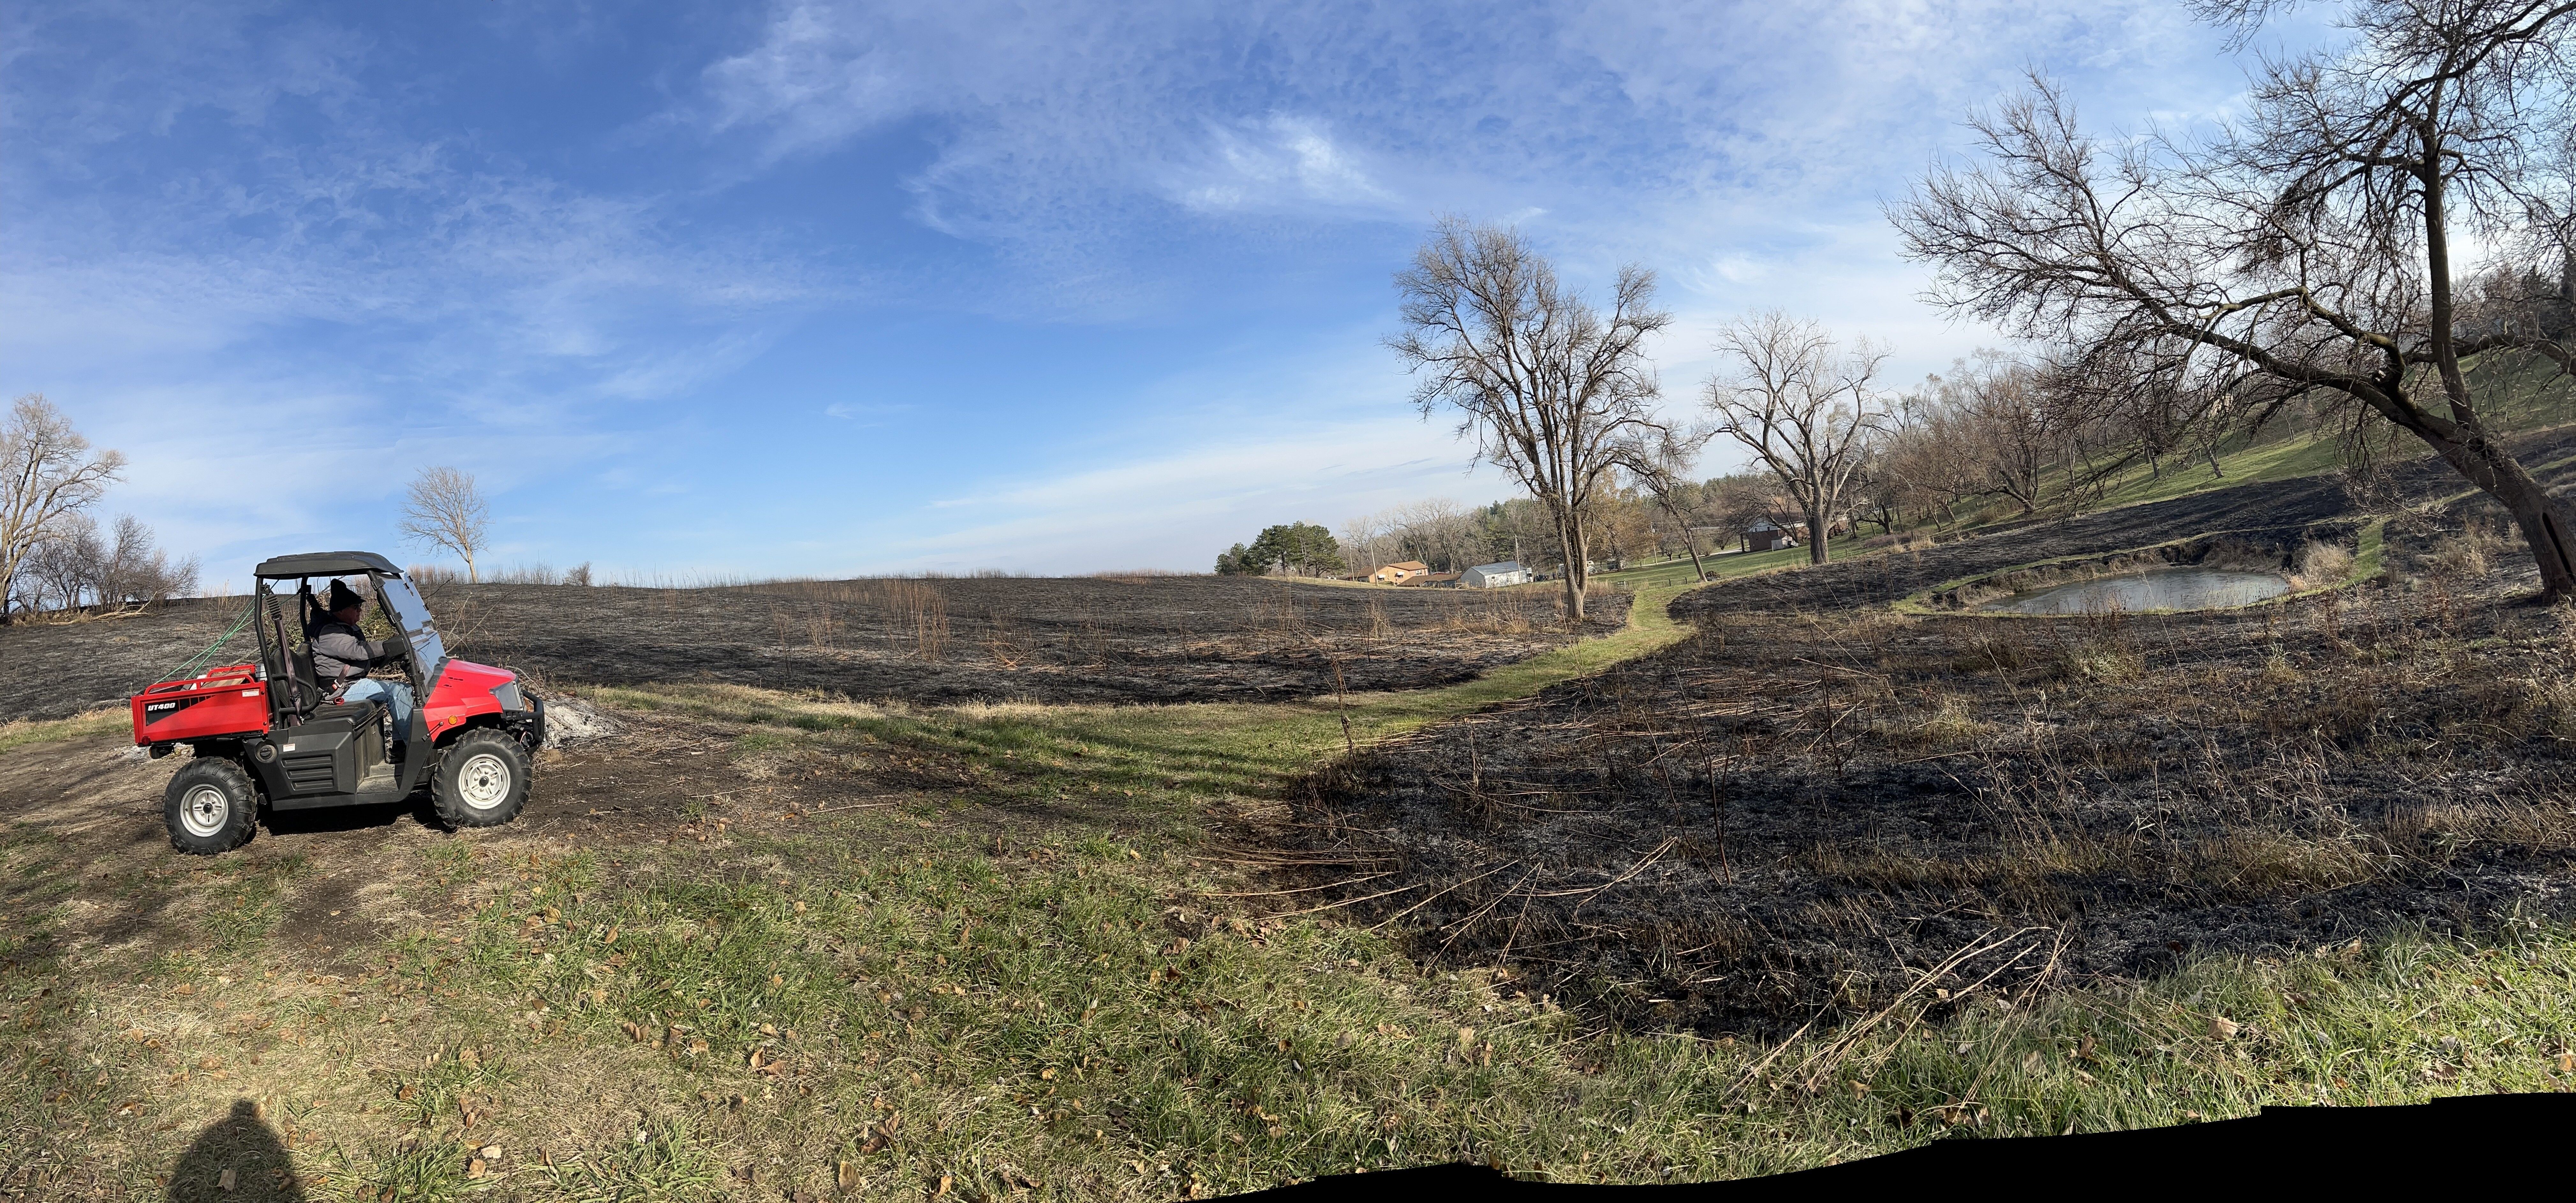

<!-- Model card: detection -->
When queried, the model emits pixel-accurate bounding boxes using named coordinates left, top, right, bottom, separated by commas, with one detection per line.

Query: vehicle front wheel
left=434, top=729, right=531, bottom=828
left=164, top=758, right=260, bottom=855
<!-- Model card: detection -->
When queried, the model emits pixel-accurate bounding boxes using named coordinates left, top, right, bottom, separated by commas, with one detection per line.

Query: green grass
left=0, top=707, right=125, bottom=756
left=2017, top=350, right=2576, bottom=522
left=2084, top=431, right=2353, bottom=512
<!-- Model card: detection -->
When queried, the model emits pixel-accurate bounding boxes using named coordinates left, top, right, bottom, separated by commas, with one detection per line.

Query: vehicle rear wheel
left=434, top=729, right=530, bottom=828
left=164, top=758, right=259, bottom=855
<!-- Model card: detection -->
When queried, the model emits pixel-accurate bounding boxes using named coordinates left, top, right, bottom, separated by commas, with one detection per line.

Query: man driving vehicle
left=307, top=579, right=413, bottom=734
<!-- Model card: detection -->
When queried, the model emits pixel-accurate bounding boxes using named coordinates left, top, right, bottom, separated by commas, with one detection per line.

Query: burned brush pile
left=1290, top=513, right=2576, bottom=1038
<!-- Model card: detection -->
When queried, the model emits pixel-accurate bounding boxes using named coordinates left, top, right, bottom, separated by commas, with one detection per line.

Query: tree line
left=2, top=389, right=561, bottom=621
left=0, top=395, right=195, bottom=620
left=1380, top=0, right=2576, bottom=610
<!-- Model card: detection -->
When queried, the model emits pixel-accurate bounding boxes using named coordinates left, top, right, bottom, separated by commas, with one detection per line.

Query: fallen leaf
left=466, top=1159, right=487, bottom=1179
left=478, top=1145, right=502, bottom=1160
left=2559, top=1052, right=2575, bottom=1074
left=2207, top=1016, right=2239, bottom=1040
left=837, top=1161, right=859, bottom=1190
left=218, top=1169, right=236, bottom=1191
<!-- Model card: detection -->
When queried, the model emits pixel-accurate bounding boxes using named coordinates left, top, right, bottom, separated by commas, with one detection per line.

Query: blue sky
left=4, top=1, right=2328, bottom=582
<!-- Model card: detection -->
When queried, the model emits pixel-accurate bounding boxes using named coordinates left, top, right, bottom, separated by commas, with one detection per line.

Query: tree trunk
left=1554, top=510, right=1587, bottom=622
left=1805, top=503, right=1830, bottom=566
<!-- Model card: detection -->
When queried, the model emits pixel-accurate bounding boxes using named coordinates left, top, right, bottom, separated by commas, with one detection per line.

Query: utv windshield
left=375, top=575, right=448, bottom=668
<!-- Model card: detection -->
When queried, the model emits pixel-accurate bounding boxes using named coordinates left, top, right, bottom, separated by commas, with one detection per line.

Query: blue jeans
left=338, top=679, right=415, bottom=737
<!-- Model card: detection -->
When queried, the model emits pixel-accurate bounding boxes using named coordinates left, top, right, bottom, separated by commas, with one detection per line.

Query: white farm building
left=1462, top=561, right=1531, bottom=588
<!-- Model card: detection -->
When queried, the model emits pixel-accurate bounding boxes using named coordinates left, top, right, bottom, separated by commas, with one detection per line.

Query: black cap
left=325, top=579, right=365, bottom=612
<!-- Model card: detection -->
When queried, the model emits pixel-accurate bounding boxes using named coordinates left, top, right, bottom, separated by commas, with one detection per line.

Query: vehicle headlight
left=491, top=682, right=526, bottom=711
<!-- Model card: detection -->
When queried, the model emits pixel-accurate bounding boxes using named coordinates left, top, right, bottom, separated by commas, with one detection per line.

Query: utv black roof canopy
left=252, top=551, right=404, bottom=579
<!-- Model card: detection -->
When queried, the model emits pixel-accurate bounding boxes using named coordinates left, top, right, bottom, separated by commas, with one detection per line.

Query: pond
left=1982, top=567, right=2291, bottom=615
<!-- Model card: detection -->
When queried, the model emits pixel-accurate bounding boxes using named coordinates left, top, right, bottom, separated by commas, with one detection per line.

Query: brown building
left=1744, top=520, right=1802, bottom=552
left=1369, top=561, right=1430, bottom=584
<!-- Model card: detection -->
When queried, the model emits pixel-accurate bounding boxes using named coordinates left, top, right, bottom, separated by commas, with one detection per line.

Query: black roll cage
left=250, top=569, right=434, bottom=741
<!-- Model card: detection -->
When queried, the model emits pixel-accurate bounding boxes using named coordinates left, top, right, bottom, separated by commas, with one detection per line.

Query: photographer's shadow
left=167, top=1100, right=304, bottom=1202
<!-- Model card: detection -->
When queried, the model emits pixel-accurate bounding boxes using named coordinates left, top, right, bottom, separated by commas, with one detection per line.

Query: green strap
left=149, top=597, right=259, bottom=688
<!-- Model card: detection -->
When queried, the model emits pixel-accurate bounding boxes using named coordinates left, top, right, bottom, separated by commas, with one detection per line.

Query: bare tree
left=1705, top=313, right=1891, bottom=566
left=0, top=395, right=126, bottom=623
left=1895, top=2, right=2576, bottom=597
left=1390, top=219, right=1673, bottom=620
left=21, top=513, right=102, bottom=611
left=99, top=513, right=199, bottom=605
left=1628, top=460, right=1710, bottom=580
left=399, top=466, right=492, bottom=583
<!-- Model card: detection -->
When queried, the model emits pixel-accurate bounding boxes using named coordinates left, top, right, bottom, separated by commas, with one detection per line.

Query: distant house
left=1744, top=520, right=1803, bottom=552
left=1369, top=561, right=1430, bottom=584
left=1462, top=561, right=1531, bottom=588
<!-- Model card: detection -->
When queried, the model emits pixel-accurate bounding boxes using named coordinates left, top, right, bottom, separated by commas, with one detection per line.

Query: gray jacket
left=307, top=620, right=394, bottom=682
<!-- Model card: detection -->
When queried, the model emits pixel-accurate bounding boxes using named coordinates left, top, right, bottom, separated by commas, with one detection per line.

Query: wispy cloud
left=7, top=0, right=2331, bottom=582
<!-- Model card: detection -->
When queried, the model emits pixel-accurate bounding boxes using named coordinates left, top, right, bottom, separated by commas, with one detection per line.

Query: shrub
left=2293, top=541, right=2354, bottom=587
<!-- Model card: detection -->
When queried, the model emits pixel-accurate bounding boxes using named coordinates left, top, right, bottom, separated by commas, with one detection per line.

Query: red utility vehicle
left=130, top=551, right=544, bottom=853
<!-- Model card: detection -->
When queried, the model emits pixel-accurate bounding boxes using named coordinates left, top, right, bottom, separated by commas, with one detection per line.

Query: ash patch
left=539, top=695, right=620, bottom=747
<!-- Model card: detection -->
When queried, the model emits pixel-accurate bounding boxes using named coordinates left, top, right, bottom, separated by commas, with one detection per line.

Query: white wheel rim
left=457, top=752, right=512, bottom=810
left=179, top=784, right=230, bottom=838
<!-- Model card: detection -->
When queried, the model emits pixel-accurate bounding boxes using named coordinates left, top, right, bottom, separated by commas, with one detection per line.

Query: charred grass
left=1292, top=512, right=2576, bottom=1044
left=0, top=577, right=1627, bottom=727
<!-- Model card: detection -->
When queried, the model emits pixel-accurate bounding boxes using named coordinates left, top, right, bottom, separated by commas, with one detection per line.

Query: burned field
left=1288, top=466, right=2576, bottom=1038
left=0, top=574, right=1622, bottom=722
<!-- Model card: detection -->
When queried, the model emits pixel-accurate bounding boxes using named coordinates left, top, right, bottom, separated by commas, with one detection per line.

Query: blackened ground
left=1288, top=442, right=2576, bottom=1037
left=0, top=576, right=1626, bottom=722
